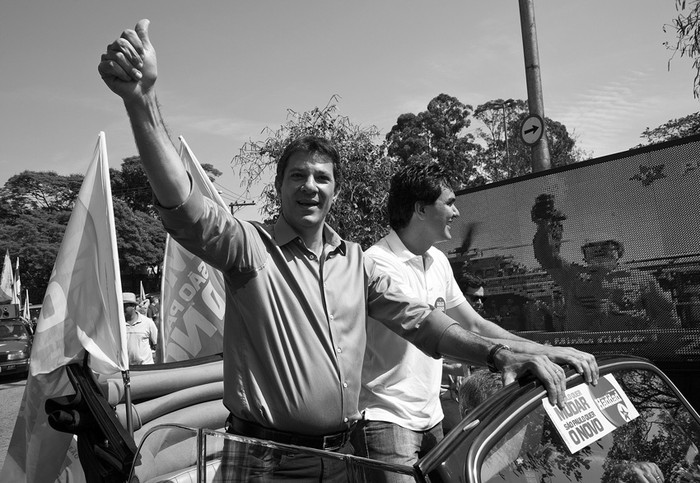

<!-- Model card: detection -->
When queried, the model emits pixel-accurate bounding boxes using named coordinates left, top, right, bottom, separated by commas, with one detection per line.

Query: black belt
left=225, top=413, right=355, bottom=451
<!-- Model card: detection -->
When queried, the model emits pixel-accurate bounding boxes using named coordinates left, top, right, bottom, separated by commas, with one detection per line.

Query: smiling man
left=354, top=163, right=597, bottom=481
left=99, top=20, right=597, bottom=481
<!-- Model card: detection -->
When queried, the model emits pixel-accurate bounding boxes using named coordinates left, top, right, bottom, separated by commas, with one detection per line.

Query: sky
left=1, top=1, right=697, bottom=222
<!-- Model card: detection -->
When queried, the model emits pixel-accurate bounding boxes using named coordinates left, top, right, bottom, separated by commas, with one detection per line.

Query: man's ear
left=332, top=186, right=341, bottom=203
left=415, top=200, right=427, bottom=220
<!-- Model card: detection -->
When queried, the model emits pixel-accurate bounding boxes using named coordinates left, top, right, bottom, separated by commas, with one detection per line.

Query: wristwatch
left=486, top=344, right=512, bottom=373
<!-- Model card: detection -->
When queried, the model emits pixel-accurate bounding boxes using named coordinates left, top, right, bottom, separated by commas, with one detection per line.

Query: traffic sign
left=520, top=114, right=544, bottom=145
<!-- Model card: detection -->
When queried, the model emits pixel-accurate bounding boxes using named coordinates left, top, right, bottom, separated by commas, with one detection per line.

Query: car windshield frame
left=420, top=357, right=700, bottom=483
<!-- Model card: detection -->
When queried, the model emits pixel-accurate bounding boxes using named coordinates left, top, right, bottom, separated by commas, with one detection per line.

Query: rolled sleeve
left=365, top=256, right=458, bottom=358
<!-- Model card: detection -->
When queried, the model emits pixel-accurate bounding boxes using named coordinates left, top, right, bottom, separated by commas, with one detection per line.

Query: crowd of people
left=99, top=19, right=600, bottom=481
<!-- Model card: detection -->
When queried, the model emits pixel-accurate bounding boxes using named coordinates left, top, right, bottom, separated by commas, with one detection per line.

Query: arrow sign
left=520, top=114, right=544, bottom=145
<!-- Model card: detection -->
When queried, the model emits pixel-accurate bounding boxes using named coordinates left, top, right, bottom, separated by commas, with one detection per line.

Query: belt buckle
left=322, top=432, right=343, bottom=451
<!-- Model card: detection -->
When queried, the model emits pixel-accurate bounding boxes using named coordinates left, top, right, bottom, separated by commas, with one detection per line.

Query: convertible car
left=50, top=354, right=700, bottom=482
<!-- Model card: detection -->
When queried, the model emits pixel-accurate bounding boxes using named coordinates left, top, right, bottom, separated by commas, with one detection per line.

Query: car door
left=419, top=356, right=700, bottom=483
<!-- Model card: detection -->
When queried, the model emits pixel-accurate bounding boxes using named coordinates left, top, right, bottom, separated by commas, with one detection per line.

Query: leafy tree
left=0, top=171, right=83, bottom=217
left=505, top=111, right=586, bottom=173
left=665, top=0, right=700, bottom=98
left=639, top=111, right=700, bottom=145
left=0, top=210, right=70, bottom=303
left=386, top=94, right=482, bottom=188
left=111, top=156, right=223, bottom=215
left=0, top=162, right=174, bottom=301
left=233, top=97, right=396, bottom=249
left=475, top=100, right=587, bottom=181
left=113, top=198, right=166, bottom=289
left=391, top=95, right=587, bottom=187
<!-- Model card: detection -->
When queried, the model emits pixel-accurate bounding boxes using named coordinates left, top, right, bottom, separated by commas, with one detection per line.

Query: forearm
left=436, top=324, right=493, bottom=366
left=124, top=93, right=189, bottom=208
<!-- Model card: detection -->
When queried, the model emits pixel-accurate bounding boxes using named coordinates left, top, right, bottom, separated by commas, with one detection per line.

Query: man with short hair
left=460, top=272, right=486, bottom=316
left=123, top=292, right=157, bottom=365
left=99, top=21, right=597, bottom=481
left=354, top=162, right=599, bottom=479
left=532, top=193, right=680, bottom=331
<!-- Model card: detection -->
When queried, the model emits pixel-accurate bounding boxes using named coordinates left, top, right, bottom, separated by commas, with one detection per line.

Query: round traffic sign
left=520, top=114, right=544, bottom=145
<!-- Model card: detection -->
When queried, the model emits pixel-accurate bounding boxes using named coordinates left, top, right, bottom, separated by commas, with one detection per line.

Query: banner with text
left=542, top=374, right=639, bottom=454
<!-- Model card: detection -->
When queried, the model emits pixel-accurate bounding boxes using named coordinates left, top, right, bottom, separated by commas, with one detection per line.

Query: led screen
left=439, top=135, right=700, bottom=362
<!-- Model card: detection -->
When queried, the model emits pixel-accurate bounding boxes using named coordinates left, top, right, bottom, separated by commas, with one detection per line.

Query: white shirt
left=360, top=230, right=466, bottom=430
left=126, top=312, right=158, bottom=365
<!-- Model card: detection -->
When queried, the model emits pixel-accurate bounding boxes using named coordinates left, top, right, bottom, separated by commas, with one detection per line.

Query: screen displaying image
left=439, top=135, right=700, bottom=362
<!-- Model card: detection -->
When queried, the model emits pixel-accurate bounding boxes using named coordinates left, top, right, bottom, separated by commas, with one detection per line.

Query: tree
left=475, top=100, right=587, bottom=181
left=385, top=94, right=482, bottom=188
left=0, top=162, right=173, bottom=301
left=639, top=111, right=700, bottom=145
left=111, top=156, right=224, bottom=215
left=233, top=97, right=396, bottom=249
left=665, top=0, right=700, bottom=98
left=0, top=210, right=70, bottom=304
left=113, top=198, right=166, bottom=290
left=0, top=171, right=83, bottom=217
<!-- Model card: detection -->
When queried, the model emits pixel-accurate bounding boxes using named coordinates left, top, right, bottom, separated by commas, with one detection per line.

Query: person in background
left=461, top=272, right=486, bottom=316
left=441, top=272, right=485, bottom=434
left=147, top=295, right=160, bottom=324
left=123, top=292, right=158, bottom=365
left=100, top=21, right=596, bottom=481
left=354, top=161, right=598, bottom=481
left=532, top=193, right=680, bottom=331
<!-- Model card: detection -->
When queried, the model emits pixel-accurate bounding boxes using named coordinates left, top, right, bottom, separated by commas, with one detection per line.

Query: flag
left=1, top=132, right=127, bottom=483
left=139, top=280, right=146, bottom=303
left=0, top=250, right=13, bottom=303
left=13, top=257, right=21, bottom=304
left=22, top=290, right=30, bottom=321
left=159, top=137, right=225, bottom=362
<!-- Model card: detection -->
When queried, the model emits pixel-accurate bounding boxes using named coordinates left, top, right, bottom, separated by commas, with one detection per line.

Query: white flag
left=1, top=132, right=127, bottom=482
left=0, top=250, right=13, bottom=303
left=13, top=257, right=21, bottom=304
left=159, top=137, right=225, bottom=362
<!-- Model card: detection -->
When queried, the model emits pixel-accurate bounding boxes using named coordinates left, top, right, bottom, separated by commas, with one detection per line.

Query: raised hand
left=98, top=19, right=157, bottom=102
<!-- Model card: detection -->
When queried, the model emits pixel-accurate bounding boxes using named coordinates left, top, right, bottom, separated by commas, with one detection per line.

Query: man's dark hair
left=459, top=272, right=484, bottom=292
left=275, top=135, right=342, bottom=193
left=388, top=161, right=453, bottom=231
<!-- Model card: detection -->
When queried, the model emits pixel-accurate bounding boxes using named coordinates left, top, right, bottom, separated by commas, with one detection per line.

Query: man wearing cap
left=532, top=193, right=680, bottom=331
left=123, top=292, right=158, bottom=365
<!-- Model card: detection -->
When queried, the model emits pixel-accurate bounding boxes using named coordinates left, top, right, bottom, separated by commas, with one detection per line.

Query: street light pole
left=519, top=0, right=551, bottom=172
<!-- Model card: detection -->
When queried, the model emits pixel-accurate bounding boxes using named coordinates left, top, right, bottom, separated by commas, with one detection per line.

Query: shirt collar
left=273, top=215, right=346, bottom=256
left=385, top=229, right=433, bottom=266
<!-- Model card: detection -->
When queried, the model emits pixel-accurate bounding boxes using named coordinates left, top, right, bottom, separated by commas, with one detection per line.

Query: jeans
left=351, top=420, right=443, bottom=483
left=214, top=437, right=353, bottom=482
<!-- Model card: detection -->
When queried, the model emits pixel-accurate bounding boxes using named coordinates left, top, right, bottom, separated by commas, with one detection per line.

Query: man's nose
left=300, top=176, right=318, bottom=193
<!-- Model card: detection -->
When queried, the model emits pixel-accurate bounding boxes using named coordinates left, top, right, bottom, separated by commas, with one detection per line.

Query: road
left=0, top=373, right=27, bottom=472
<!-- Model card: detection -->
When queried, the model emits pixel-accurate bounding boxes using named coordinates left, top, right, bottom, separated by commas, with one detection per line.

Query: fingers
left=505, top=353, right=566, bottom=407
left=546, top=347, right=599, bottom=386
left=627, top=461, right=663, bottom=483
left=100, top=37, right=143, bottom=82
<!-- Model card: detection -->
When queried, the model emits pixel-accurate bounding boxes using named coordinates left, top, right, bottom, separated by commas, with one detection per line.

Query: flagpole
left=122, top=370, right=134, bottom=437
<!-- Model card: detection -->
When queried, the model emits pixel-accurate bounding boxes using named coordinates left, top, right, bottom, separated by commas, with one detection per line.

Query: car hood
left=0, top=340, right=29, bottom=353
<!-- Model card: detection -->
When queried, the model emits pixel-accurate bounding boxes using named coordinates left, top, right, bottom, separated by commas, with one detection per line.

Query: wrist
left=486, top=343, right=512, bottom=373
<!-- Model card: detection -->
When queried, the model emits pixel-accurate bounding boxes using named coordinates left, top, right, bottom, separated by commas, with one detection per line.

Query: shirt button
left=343, top=382, right=348, bottom=388
left=336, top=347, right=342, bottom=353
left=309, top=254, right=316, bottom=260
left=329, top=315, right=334, bottom=320
left=344, top=417, right=349, bottom=423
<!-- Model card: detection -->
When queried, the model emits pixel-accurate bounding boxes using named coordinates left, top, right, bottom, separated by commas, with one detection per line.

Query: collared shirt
left=126, top=313, right=158, bottom=365
left=360, top=230, right=466, bottom=430
left=158, top=184, right=455, bottom=435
